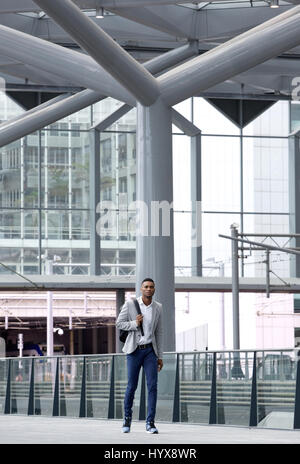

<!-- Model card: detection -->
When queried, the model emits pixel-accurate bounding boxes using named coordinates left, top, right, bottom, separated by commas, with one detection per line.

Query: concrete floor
left=0, top=415, right=300, bottom=444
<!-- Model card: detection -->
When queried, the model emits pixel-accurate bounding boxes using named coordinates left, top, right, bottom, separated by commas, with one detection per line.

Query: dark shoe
left=122, top=416, right=132, bottom=433
left=146, top=421, right=158, bottom=434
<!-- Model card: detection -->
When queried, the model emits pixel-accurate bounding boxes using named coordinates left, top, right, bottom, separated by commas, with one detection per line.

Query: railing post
left=293, top=351, right=300, bottom=429
left=52, top=358, right=60, bottom=416
left=172, top=354, right=180, bottom=422
left=209, top=352, right=217, bottom=424
left=28, top=358, right=35, bottom=415
left=249, top=351, right=258, bottom=427
left=108, top=356, right=115, bottom=419
left=4, top=359, right=11, bottom=414
left=79, top=357, right=86, bottom=418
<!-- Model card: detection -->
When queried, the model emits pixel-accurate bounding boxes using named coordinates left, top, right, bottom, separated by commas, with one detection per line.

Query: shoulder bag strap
left=133, top=298, right=144, bottom=337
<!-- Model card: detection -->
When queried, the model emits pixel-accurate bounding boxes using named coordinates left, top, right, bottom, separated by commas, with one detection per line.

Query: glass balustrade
left=0, top=349, right=299, bottom=430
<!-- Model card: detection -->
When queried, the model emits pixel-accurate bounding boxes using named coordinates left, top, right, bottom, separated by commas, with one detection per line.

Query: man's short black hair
left=141, top=277, right=155, bottom=286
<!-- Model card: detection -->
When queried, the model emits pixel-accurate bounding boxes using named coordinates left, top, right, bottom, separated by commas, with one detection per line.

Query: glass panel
left=59, top=356, right=82, bottom=417
left=244, top=101, right=289, bottom=137
left=193, top=98, right=240, bottom=135
left=115, top=354, right=129, bottom=419
left=86, top=355, right=112, bottom=418
left=179, top=352, right=213, bottom=423
left=42, top=130, right=90, bottom=210
left=155, top=353, right=177, bottom=422
left=0, top=359, right=8, bottom=414
left=174, top=211, right=192, bottom=277
left=43, top=210, right=70, bottom=240
left=291, top=101, right=300, bottom=132
left=107, top=108, right=136, bottom=132
left=0, top=92, right=23, bottom=123
left=71, top=211, right=90, bottom=240
left=92, top=98, right=124, bottom=126
left=243, top=137, right=289, bottom=213
left=242, top=215, right=291, bottom=278
left=202, top=213, right=241, bottom=277
left=216, top=351, right=252, bottom=426
left=34, top=357, right=56, bottom=416
left=10, top=358, right=31, bottom=414
left=202, top=136, right=240, bottom=212
left=23, top=210, right=39, bottom=239
left=47, top=107, right=92, bottom=130
left=0, top=210, right=21, bottom=239
left=100, top=132, right=116, bottom=206
left=0, top=247, right=21, bottom=275
left=43, top=140, right=69, bottom=209
left=173, top=134, right=191, bottom=212
left=71, top=134, right=90, bottom=209
left=257, top=350, right=296, bottom=429
left=42, top=210, right=90, bottom=243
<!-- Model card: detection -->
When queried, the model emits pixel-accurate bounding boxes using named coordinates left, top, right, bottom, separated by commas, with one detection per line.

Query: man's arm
left=116, top=301, right=139, bottom=332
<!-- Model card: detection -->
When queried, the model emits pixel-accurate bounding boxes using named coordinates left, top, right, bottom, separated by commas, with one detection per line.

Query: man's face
left=141, top=281, right=155, bottom=298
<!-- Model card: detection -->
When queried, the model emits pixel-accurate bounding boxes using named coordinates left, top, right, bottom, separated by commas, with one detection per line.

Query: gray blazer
left=116, top=298, right=163, bottom=359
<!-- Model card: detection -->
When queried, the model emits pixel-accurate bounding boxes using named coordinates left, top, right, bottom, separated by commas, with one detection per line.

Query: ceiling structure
left=0, top=0, right=300, bottom=102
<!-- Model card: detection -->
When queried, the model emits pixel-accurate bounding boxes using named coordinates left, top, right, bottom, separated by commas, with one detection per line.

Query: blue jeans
left=124, top=346, right=158, bottom=423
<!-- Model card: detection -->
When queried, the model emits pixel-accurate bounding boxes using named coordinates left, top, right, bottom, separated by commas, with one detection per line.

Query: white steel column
left=47, top=291, right=54, bottom=356
left=136, top=98, right=175, bottom=352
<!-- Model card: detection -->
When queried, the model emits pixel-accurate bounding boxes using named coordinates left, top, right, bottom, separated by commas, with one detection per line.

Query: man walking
left=116, top=277, right=163, bottom=434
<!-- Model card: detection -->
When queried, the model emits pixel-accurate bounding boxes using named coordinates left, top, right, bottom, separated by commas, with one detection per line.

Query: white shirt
left=136, top=296, right=153, bottom=345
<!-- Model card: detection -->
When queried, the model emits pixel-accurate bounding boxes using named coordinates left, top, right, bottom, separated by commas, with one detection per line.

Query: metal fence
left=0, top=349, right=300, bottom=429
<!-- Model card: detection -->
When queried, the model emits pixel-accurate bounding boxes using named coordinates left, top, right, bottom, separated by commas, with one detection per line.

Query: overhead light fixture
left=96, top=7, right=104, bottom=18
left=269, top=0, right=279, bottom=7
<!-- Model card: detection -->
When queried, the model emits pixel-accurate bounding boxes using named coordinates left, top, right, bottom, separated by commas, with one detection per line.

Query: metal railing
left=0, top=349, right=300, bottom=429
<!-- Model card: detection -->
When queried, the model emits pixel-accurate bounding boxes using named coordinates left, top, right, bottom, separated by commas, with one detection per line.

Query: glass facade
left=0, top=94, right=295, bottom=278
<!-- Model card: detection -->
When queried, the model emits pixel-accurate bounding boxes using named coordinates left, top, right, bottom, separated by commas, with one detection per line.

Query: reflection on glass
left=0, top=359, right=8, bottom=414
left=179, top=352, right=213, bottom=424
left=202, top=213, right=241, bottom=277
left=114, top=355, right=130, bottom=419
left=10, top=358, right=31, bottom=415
left=86, top=356, right=112, bottom=418
left=156, top=354, right=177, bottom=422
left=242, top=215, right=291, bottom=278
left=202, top=136, right=240, bottom=212
left=243, top=137, right=289, bottom=214
left=216, top=351, right=252, bottom=426
left=256, top=350, right=296, bottom=429
left=34, top=358, right=56, bottom=416
left=59, top=356, right=83, bottom=417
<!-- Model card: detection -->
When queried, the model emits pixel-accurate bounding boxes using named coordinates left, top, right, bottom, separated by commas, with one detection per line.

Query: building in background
left=0, top=91, right=300, bottom=353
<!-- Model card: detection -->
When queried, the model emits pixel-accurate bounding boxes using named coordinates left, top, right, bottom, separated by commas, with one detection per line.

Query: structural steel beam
left=159, top=6, right=300, bottom=105
left=0, top=0, right=200, bottom=13
left=33, top=0, right=160, bottom=106
left=171, top=108, right=200, bottom=137
left=0, top=25, right=134, bottom=105
left=92, top=104, right=133, bottom=132
left=0, top=41, right=198, bottom=147
left=145, top=41, right=198, bottom=76
left=0, top=90, right=104, bottom=148
left=197, top=5, right=300, bottom=62
left=0, top=93, right=70, bottom=130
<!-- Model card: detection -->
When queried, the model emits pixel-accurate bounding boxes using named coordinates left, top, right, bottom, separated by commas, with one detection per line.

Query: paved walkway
left=0, top=415, right=300, bottom=444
